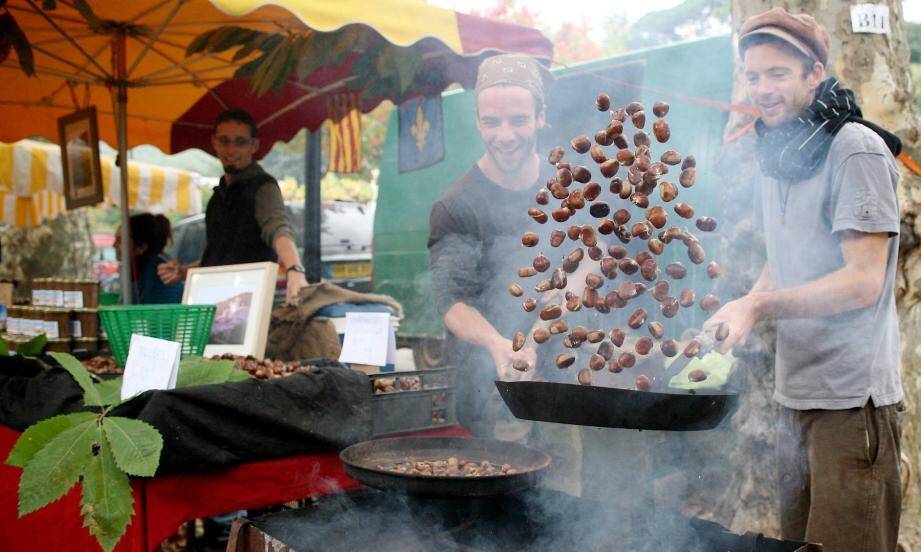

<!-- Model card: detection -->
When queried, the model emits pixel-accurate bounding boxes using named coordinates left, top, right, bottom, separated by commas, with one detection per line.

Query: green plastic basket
left=99, top=292, right=120, bottom=306
left=98, top=304, right=216, bottom=366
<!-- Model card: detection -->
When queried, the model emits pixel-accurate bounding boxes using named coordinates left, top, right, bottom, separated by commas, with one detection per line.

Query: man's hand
left=488, top=338, right=537, bottom=381
left=703, top=293, right=762, bottom=353
left=157, top=259, right=185, bottom=285
left=285, top=270, right=308, bottom=304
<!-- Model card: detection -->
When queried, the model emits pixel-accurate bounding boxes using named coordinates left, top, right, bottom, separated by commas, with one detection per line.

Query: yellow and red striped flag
left=326, top=92, right=362, bottom=173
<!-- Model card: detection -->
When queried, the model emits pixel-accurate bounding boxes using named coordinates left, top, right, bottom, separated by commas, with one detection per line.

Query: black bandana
left=755, top=78, right=901, bottom=182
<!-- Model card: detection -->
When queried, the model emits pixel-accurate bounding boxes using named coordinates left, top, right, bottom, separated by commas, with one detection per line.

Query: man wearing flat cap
left=705, top=7, right=905, bottom=550
left=428, top=54, right=552, bottom=433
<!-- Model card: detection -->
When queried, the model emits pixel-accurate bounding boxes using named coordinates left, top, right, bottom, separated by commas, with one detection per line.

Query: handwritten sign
left=851, top=4, right=890, bottom=34
left=338, top=312, right=394, bottom=367
left=120, top=334, right=181, bottom=400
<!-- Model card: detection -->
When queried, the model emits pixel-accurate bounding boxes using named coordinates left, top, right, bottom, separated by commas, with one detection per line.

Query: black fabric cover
left=0, top=356, right=372, bottom=476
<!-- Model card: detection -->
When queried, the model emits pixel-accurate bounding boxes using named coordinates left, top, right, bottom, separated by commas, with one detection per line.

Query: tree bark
left=714, top=1, right=921, bottom=547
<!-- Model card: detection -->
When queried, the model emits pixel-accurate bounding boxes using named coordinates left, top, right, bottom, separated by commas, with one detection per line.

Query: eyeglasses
left=214, top=136, right=254, bottom=147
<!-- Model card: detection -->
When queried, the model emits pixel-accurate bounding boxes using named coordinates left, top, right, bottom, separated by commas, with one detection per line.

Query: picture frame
left=181, top=261, right=278, bottom=358
left=57, top=106, right=104, bottom=210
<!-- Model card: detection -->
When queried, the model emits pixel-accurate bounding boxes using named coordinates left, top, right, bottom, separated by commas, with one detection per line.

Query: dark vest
left=201, top=164, right=278, bottom=267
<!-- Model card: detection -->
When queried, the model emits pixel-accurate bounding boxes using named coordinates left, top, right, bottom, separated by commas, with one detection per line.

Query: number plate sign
left=851, top=4, right=890, bottom=34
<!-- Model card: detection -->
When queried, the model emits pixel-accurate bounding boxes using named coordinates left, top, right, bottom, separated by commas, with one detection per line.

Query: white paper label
left=50, top=290, right=64, bottom=307
left=338, top=312, right=391, bottom=367
left=63, top=291, right=84, bottom=309
left=44, top=320, right=59, bottom=339
left=121, top=334, right=181, bottom=400
left=851, top=4, right=890, bottom=34
left=71, top=320, right=82, bottom=338
left=8, top=316, right=19, bottom=335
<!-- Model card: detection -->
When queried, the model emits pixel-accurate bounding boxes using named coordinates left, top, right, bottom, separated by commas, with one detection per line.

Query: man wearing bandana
left=705, top=9, right=905, bottom=550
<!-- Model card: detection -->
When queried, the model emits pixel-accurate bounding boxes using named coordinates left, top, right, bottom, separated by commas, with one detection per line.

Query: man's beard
left=223, top=164, right=244, bottom=175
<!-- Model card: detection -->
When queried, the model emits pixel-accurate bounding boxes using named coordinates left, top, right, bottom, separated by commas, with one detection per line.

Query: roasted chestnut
left=688, top=369, right=707, bottom=382
left=707, top=261, right=722, bottom=279
left=635, top=374, right=652, bottom=391
left=589, top=353, right=606, bottom=371
left=557, top=167, right=573, bottom=187
left=512, top=332, right=526, bottom=352
left=585, top=273, right=605, bottom=290
left=590, top=145, right=607, bottom=164
left=588, top=245, right=604, bottom=261
left=586, top=330, right=605, bottom=343
left=522, top=232, right=539, bottom=247
left=648, top=238, right=665, bottom=255
left=646, top=206, right=668, bottom=229
left=631, top=110, right=646, bottom=129
left=630, top=192, right=649, bottom=209
left=533, top=253, right=551, bottom=272
left=536, top=188, right=550, bottom=205
left=549, top=319, right=569, bottom=335
left=572, top=165, right=592, bottom=183
left=660, top=150, right=681, bottom=165
left=578, top=368, right=593, bottom=385
left=518, top=266, right=537, bottom=278
left=683, top=340, right=701, bottom=358
left=589, top=201, right=610, bottom=218
left=550, top=230, right=565, bottom=247
left=660, top=339, right=678, bottom=357
left=659, top=181, right=678, bottom=203
left=600, top=159, right=620, bottom=178
left=540, top=304, right=562, bottom=321
left=619, top=258, right=640, bottom=275
left=652, top=101, right=669, bottom=118
left=610, top=328, right=626, bottom=347
left=679, top=288, right=696, bottom=308
left=665, top=262, right=687, bottom=279
left=696, top=216, right=717, bottom=232
left=548, top=146, right=565, bottom=165
left=652, top=119, right=670, bottom=142
left=508, top=283, right=523, bottom=297
left=533, top=328, right=550, bottom=344
left=596, top=93, right=611, bottom=111
left=598, top=219, right=617, bottom=235
left=618, top=352, right=636, bottom=369
left=648, top=321, right=665, bottom=339
left=652, top=280, right=670, bottom=301
left=700, top=294, right=721, bottom=311
left=628, top=308, right=648, bottom=329
left=640, top=259, right=659, bottom=281
left=674, top=203, right=694, bottom=219
left=557, top=354, right=576, bottom=369
left=618, top=280, right=637, bottom=301
left=571, top=135, right=592, bottom=154
left=635, top=336, right=654, bottom=355
left=660, top=296, right=679, bottom=318
left=552, top=207, right=571, bottom=223
left=608, top=245, right=628, bottom=259
left=679, top=167, right=696, bottom=188
left=522, top=298, right=537, bottom=312
left=583, top=181, right=602, bottom=201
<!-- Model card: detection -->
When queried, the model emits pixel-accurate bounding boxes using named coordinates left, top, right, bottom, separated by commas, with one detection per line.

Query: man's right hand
left=488, top=338, right=537, bottom=381
left=157, top=259, right=185, bottom=285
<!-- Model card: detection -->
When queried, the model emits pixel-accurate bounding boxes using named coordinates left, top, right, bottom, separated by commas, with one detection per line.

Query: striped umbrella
left=0, top=140, right=202, bottom=227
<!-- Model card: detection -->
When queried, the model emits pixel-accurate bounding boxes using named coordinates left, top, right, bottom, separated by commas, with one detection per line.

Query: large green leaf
left=18, top=418, right=98, bottom=516
left=49, top=352, right=104, bottom=407
left=102, top=417, right=162, bottom=477
left=18, top=334, right=47, bottom=357
left=176, top=356, right=249, bottom=388
left=0, top=337, right=8, bottom=357
left=6, top=412, right=97, bottom=468
left=93, top=378, right=124, bottom=407
left=80, top=427, right=134, bottom=552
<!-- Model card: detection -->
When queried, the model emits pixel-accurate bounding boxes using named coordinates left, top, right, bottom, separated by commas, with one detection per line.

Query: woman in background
left=115, top=213, right=184, bottom=304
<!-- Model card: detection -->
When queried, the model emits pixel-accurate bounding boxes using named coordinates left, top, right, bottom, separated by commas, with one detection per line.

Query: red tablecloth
left=0, top=424, right=470, bottom=551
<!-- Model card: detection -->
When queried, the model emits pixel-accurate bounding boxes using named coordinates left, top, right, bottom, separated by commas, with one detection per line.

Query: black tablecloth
left=0, top=356, right=372, bottom=475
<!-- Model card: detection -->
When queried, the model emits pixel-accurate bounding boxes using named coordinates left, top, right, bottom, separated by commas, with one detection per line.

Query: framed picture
left=181, top=261, right=278, bottom=358
left=57, top=107, right=104, bottom=210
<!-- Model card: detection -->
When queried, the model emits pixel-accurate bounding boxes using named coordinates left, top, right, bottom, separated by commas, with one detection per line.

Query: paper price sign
left=851, top=4, right=890, bottom=34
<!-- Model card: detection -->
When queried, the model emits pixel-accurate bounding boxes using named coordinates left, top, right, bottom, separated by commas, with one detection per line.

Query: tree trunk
left=715, top=0, right=921, bottom=547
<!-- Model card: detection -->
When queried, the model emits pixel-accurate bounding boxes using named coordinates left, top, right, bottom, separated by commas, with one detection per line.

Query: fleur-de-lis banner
left=326, top=92, right=362, bottom=173
left=398, top=95, right=444, bottom=173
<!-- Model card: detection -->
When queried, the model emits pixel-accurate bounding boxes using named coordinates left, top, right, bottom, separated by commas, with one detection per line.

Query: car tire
left=411, top=338, right=444, bottom=369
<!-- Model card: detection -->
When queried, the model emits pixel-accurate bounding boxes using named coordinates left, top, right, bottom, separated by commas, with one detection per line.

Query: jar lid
left=47, top=337, right=70, bottom=343
left=73, top=307, right=98, bottom=314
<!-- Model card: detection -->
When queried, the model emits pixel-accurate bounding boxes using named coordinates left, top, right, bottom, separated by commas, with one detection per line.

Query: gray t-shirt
left=758, top=122, right=903, bottom=409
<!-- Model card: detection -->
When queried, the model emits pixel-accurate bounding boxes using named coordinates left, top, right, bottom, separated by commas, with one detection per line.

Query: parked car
left=166, top=200, right=375, bottom=294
